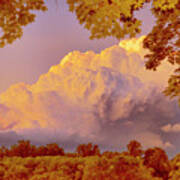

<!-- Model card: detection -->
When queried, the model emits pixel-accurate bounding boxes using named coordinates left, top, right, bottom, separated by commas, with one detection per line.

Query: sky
left=0, top=1, right=180, bottom=156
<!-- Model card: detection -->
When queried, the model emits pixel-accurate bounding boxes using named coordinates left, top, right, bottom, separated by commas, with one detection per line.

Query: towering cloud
left=0, top=36, right=179, bottom=153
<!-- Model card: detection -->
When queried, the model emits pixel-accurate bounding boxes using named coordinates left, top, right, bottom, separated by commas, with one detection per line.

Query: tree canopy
left=0, top=139, right=176, bottom=179
left=0, top=0, right=180, bottom=105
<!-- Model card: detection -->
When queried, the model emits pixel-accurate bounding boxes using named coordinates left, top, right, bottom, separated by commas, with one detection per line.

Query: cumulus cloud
left=161, top=124, right=180, bottom=133
left=0, top=36, right=179, bottom=152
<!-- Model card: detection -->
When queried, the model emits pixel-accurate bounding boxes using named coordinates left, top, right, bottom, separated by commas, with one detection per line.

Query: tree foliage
left=66, top=0, right=149, bottom=40
left=76, top=143, right=100, bottom=157
left=0, top=139, right=179, bottom=179
left=143, top=0, right=180, bottom=105
left=143, top=147, right=171, bottom=179
left=169, top=153, right=180, bottom=179
left=0, top=0, right=47, bottom=47
left=127, top=140, right=144, bottom=157
left=0, top=140, right=65, bottom=158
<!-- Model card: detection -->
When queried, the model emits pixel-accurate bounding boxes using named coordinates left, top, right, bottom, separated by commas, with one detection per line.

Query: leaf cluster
left=143, top=0, right=180, bottom=105
left=66, top=0, right=150, bottom=39
left=0, top=0, right=47, bottom=47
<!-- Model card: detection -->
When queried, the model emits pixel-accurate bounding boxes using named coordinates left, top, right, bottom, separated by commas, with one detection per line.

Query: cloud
left=161, top=123, right=180, bottom=133
left=0, top=130, right=22, bottom=146
left=132, top=132, right=174, bottom=149
left=0, top=36, right=179, bottom=152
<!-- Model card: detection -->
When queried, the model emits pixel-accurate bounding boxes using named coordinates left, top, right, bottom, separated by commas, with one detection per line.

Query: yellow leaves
left=67, top=0, right=76, bottom=11
left=133, top=0, right=148, bottom=9
left=153, top=0, right=179, bottom=10
left=169, top=154, right=180, bottom=179
left=141, top=0, right=180, bottom=104
left=163, top=73, right=180, bottom=106
left=0, top=0, right=47, bottom=47
left=118, top=0, right=132, bottom=17
left=66, top=0, right=149, bottom=40
left=0, top=41, right=5, bottom=48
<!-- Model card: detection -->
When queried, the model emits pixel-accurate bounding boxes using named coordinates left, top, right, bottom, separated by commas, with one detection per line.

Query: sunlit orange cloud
left=162, top=123, right=180, bottom=133
left=0, top=36, right=179, bottom=151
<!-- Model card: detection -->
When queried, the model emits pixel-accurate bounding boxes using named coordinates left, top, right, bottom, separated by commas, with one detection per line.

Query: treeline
left=0, top=140, right=179, bottom=179
left=0, top=140, right=65, bottom=158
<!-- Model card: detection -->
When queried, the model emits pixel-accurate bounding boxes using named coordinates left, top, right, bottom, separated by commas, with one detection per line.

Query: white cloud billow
left=162, top=124, right=180, bottom=133
left=0, top=36, right=179, bottom=151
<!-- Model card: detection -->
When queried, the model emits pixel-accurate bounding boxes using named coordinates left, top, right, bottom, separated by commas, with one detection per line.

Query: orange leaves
left=127, top=140, right=143, bottom=157
left=144, top=147, right=171, bottom=179
left=0, top=140, right=65, bottom=158
left=76, top=143, right=100, bottom=157
left=163, top=74, right=180, bottom=106
left=141, top=2, right=180, bottom=105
